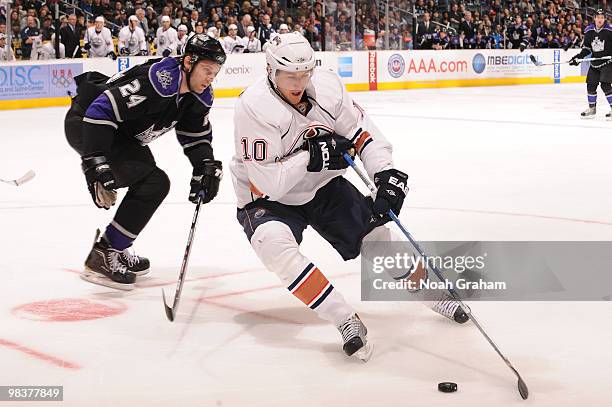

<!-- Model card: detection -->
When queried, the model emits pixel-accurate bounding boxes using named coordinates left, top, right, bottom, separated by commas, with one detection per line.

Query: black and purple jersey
left=576, top=23, right=612, bottom=68
left=78, top=57, right=215, bottom=165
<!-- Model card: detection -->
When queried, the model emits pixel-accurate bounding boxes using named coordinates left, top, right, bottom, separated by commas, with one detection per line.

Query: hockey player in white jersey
left=223, top=23, right=244, bottom=53
left=155, top=16, right=179, bottom=57
left=242, top=25, right=261, bottom=53
left=177, top=24, right=189, bottom=54
left=231, top=33, right=468, bottom=362
left=84, top=16, right=115, bottom=59
left=0, top=33, right=15, bottom=61
left=118, top=15, right=147, bottom=56
left=31, top=34, right=64, bottom=60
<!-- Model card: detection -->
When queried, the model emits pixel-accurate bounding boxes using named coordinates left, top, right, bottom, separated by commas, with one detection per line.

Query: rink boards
left=0, top=49, right=586, bottom=110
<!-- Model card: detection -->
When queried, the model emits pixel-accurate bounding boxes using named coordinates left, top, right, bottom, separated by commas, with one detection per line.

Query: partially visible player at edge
left=570, top=9, right=612, bottom=119
left=230, top=32, right=468, bottom=362
left=64, top=34, right=226, bottom=290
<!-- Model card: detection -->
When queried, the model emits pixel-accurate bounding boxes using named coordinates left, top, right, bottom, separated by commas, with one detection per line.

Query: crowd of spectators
left=0, top=0, right=609, bottom=60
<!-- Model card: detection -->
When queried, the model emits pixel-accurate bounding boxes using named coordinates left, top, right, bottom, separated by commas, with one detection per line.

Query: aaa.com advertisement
left=373, top=49, right=582, bottom=85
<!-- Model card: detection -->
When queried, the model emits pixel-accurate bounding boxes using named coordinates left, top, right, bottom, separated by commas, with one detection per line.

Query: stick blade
left=16, top=170, right=35, bottom=185
left=529, top=55, right=540, bottom=66
left=518, top=377, right=529, bottom=400
left=162, top=289, right=175, bottom=322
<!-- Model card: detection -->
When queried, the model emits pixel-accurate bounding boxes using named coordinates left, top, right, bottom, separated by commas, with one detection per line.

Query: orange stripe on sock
left=354, top=131, right=371, bottom=152
left=292, top=268, right=329, bottom=306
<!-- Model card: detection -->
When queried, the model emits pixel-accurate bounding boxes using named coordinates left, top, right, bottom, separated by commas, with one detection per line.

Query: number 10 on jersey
left=241, top=137, right=267, bottom=161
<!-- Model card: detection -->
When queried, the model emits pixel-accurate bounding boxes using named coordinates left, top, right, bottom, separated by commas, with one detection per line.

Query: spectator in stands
left=20, top=15, right=41, bottom=59
left=417, top=12, right=436, bottom=49
left=189, top=9, right=199, bottom=32
left=256, top=13, right=274, bottom=48
left=20, top=9, right=39, bottom=30
left=60, top=14, right=82, bottom=58
left=449, top=3, right=461, bottom=31
left=238, top=13, right=252, bottom=37
left=194, top=20, right=204, bottom=34
left=459, top=10, right=475, bottom=40
left=40, top=16, right=54, bottom=41
left=136, top=8, right=149, bottom=35
left=389, top=25, right=401, bottom=50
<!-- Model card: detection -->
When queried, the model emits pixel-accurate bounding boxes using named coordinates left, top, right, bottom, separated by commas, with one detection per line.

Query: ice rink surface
left=1, top=83, right=611, bottom=406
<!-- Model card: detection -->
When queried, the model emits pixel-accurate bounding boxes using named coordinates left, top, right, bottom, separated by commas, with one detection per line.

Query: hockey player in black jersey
left=64, top=34, right=226, bottom=290
left=570, top=10, right=612, bottom=119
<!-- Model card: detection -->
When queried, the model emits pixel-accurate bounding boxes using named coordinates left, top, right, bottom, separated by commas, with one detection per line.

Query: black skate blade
left=162, top=289, right=175, bottom=321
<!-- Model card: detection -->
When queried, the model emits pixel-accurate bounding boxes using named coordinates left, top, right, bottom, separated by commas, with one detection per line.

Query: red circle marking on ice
left=12, top=298, right=127, bottom=322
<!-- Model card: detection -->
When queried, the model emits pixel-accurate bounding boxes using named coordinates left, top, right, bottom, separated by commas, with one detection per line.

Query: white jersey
left=38, top=42, right=65, bottom=59
left=30, top=37, right=65, bottom=60
left=155, top=26, right=179, bottom=56
left=177, top=33, right=189, bottom=54
left=0, top=44, right=15, bottom=61
left=84, top=27, right=114, bottom=57
left=223, top=35, right=244, bottom=53
left=118, top=26, right=147, bottom=55
left=230, top=70, right=393, bottom=208
left=243, top=36, right=261, bottom=53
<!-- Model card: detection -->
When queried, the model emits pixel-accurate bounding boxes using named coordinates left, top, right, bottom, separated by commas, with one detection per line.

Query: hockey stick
left=161, top=193, right=204, bottom=322
left=0, top=170, right=35, bottom=186
left=530, top=54, right=611, bottom=66
left=343, top=153, right=529, bottom=400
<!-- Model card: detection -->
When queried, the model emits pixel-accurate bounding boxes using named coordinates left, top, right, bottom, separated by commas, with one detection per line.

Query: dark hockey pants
left=64, top=100, right=170, bottom=240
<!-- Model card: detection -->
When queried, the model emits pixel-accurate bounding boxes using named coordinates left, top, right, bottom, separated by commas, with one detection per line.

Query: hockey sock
left=587, top=83, right=598, bottom=107
left=600, top=82, right=612, bottom=107
left=103, top=221, right=135, bottom=250
left=251, top=221, right=354, bottom=326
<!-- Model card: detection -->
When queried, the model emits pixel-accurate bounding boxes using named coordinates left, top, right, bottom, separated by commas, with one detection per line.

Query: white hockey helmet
left=265, top=32, right=316, bottom=87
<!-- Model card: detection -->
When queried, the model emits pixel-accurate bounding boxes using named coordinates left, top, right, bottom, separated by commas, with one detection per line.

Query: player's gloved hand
left=300, top=124, right=355, bottom=172
left=83, top=42, right=92, bottom=51
left=120, top=47, right=129, bottom=55
left=81, top=154, right=117, bottom=210
left=107, top=51, right=117, bottom=60
left=372, top=168, right=409, bottom=216
left=189, top=159, right=223, bottom=204
left=519, top=43, right=526, bottom=52
left=162, top=48, right=171, bottom=57
left=569, top=55, right=580, bottom=66
left=139, top=50, right=148, bottom=56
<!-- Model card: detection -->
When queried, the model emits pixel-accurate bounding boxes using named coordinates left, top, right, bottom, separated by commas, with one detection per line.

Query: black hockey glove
left=302, top=134, right=355, bottom=172
left=138, top=49, right=148, bottom=56
left=189, top=159, right=223, bottom=204
left=120, top=47, right=129, bottom=56
left=83, top=42, right=91, bottom=51
left=162, top=48, right=171, bottom=57
left=81, top=154, right=117, bottom=210
left=372, top=168, right=409, bottom=217
left=569, top=55, right=580, bottom=66
left=107, top=51, right=117, bottom=60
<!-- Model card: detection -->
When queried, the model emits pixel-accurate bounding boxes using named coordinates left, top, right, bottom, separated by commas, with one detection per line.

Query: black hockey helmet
left=595, top=9, right=605, bottom=16
left=183, top=33, right=226, bottom=66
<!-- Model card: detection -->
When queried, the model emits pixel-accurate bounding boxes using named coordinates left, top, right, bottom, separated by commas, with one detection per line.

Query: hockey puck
left=438, top=382, right=457, bottom=393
